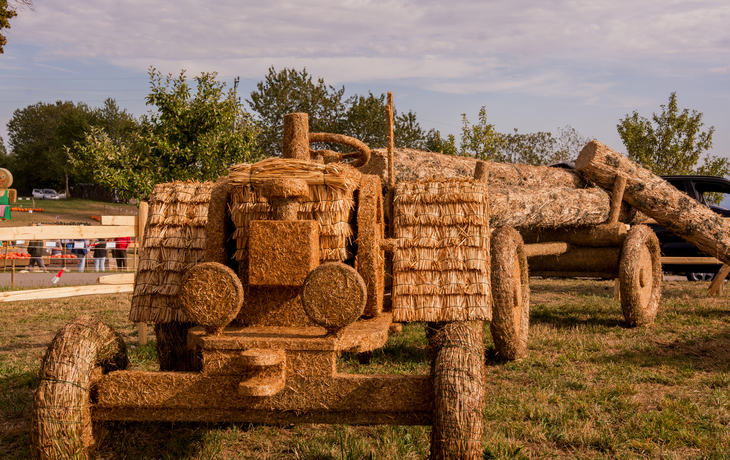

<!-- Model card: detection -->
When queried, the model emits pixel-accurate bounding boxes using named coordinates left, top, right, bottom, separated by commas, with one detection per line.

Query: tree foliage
left=617, top=92, right=723, bottom=176
left=248, top=68, right=428, bottom=155
left=3, top=99, right=129, bottom=195
left=70, top=68, right=258, bottom=202
left=457, top=106, right=591, bottom=165
left=425, top=129, right=458, bottom=156
left=248, top=67, right=347, bottom=157
left=0, top=0, right=32, bottom=53
left=459, top=107, right=503, bottom=161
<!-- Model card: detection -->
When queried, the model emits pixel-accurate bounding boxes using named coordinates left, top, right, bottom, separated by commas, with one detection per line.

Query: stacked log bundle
left=577, top=141, right=730, bottom=266
left=130, top=181, right=213, bottom=324
left=391, top=179, right=491, bottom=322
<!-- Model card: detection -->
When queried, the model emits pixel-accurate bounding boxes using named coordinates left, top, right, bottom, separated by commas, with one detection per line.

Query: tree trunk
left=576, top=140, right=730, bottom=266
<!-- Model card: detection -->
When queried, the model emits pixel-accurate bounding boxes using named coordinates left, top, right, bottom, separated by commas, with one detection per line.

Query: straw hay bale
left=490, top=227, right=530, bottom=360
left=428, top=321, right=485, bottom=460
left=248, top=220, right=320, bottom=286
left=301, top=262, right=366, bottom=334
left=130, top=181, right=214, bottom=324
left=577, top=140, right=730, bottom=266
left=30, top=315, right=128, bottom=460
left=392, top=179, right=491, bottom=322
left=239, top=286, right=316, bottom=327
left=355, top=174, right=385, bottom=316
left=179, top=262, right=244, bottom=331
left=618, top=225, right=662, bottom=326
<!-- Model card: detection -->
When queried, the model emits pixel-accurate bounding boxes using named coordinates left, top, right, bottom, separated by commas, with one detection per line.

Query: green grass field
left=1, top=278, right=729, bottom=459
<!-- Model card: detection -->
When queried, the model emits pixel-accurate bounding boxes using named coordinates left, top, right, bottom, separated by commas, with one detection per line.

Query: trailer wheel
left=490, top=226, right=530, bottom=360
left=30, top=315, right=128, bottom=460
left=429, top=321, right=485, bottom=460
left=619, top=225, right=662, bottom=326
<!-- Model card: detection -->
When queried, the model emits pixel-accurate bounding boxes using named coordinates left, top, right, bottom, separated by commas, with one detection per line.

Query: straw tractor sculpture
left=32, top=111, right=730, bottom=459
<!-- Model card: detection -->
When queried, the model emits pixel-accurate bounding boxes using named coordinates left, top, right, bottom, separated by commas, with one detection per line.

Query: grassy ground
left=1, top=279, right=729, bottom=459
left=0, top=198, right=138, bottom=227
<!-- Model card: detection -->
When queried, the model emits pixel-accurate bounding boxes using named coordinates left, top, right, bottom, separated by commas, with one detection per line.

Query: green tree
left=4, top=100, right=120, bottom=195
left=0, top=0, right=32, bottom=53
left=425, top=129, right=458, bottom=156
left=341, top=91, right=426, bottom=150
left=70, top=68, right=258, bottom=201
left=617, top=92, right=722, bottom=176
left=459, top=106, right=504, bottom=161
left=498, top=126, right=590, bottom=166
left=248, top=67, right=347, bottom=156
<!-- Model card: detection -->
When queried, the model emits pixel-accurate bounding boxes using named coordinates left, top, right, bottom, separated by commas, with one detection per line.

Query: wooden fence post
left=137, top=201, right=149, bottom=346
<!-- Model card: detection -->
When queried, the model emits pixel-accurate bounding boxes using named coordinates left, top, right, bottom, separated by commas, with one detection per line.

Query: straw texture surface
left=30, top=315, right=128, bottom=460
left=392, top=179, right=491, bottom=322
left=228, top=158, right=360, bottom=277
left=130, top=181, right=214, bottom=323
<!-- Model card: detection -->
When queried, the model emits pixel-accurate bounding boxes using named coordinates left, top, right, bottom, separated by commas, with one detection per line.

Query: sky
left=1, top=0, right=729, bottom=161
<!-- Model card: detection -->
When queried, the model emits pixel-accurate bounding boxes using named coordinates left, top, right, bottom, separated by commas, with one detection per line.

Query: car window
left=694, top=182, right=730, bottom=208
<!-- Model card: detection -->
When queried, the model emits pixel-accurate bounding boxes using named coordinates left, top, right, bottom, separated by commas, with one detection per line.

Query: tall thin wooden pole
left=386, top=92, right=395, bottom=238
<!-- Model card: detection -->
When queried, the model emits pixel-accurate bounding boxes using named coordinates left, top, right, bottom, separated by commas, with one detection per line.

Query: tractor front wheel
left=30, top=315, right=128, bottom=459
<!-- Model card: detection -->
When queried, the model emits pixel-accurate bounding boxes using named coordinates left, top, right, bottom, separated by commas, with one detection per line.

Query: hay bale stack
left=30, top=315, right=128, bottom=459
left=228, top=158, right=361, bottom=278
left=577, top=141, right=730, bottom=266
left=392, top=179, right=491, bottom=322
left=130, top=181, right=214, bottom=324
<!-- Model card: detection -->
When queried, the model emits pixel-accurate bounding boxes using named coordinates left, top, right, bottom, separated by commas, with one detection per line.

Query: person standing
left=71, top=239, right=87, bottom=272
left=27, top=224, right=46, bottom=272
left=93, top=239, right=108, bottom=272
left=113, top=236, right=131, bottom=271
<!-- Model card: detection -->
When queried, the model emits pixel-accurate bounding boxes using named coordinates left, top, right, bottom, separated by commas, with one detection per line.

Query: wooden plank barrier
left=0, top=284, right=133, bottom=302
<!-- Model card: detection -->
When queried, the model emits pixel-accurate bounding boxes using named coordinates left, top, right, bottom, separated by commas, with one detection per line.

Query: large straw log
left=489, top=186, right=610, bottom=229
left=576, top=141, right=730, bottom=266
left=363, top=148, right=587, bottom=188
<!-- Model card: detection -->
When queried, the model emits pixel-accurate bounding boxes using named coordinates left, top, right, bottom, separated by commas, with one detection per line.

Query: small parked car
left=31, top=189, right=45, bottom=199
left=42, top=189, right=62, bottom=200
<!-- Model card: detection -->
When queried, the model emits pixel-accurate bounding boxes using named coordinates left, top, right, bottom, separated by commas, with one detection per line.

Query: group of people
left=26, top=231, right=131, bottom=273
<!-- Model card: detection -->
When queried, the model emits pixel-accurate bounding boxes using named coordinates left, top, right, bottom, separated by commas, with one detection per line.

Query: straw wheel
left=429, top=321, right=485, bottom=460
left=30, top=315, right=128, bottom=460
left=490, top=226, right=530, bottom=360
left=355, top=174, right=384, bottom=317
left=619, top=225, right=662, bottom=326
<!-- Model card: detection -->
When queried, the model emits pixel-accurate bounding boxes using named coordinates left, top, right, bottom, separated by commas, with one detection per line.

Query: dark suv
left=649, top=175, right=730, bottom=281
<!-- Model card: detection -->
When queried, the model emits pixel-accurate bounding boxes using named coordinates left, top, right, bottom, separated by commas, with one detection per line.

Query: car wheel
left=686, top=272, right=714, bottom=282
